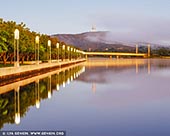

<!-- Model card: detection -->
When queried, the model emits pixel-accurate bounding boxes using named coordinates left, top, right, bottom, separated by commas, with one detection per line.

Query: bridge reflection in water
left=80, top=58, right=152, bottom=95
left=85, top=58, right=151, bottom=74
left=0, top=64, right=85, bottom=127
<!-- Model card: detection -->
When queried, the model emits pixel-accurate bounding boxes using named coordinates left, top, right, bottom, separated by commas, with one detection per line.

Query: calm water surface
left=1, top=59, right=170, bottom=136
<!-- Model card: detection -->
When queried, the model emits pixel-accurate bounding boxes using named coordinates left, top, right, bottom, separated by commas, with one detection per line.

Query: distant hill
left=52, top=31, right=135, bottom=52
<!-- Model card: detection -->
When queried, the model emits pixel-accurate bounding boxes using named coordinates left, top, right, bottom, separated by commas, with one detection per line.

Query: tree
left=0, top=18, right=75, bottom=65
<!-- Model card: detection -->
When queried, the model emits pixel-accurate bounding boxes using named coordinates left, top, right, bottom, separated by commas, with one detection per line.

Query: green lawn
left=0, top=63, right=32, bottom=68
left=0, top=63, right=14, bottom=68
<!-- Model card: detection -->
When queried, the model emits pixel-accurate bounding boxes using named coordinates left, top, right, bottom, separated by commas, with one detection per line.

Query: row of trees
left=0, top=18, right=83, bottom=65
left=138, top=46, right=170, bottom=57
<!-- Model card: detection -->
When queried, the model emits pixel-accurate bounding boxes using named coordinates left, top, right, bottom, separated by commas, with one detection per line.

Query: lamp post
left=76, top=49, right=78, bottom=59
left=62, top=45, right=65, bottom=61
left=48, top=40, right=51, bottom=63
left=70, top=48, right=73, bottom=61
left=74, top=48, right=76, bottom=60
left=67, top=46, right=70, bottom=61
left=56, top=43, right=59, bottom=62
left=35, top=36, right=39, bottom=65
left=14, top=29, right=19, bottom=67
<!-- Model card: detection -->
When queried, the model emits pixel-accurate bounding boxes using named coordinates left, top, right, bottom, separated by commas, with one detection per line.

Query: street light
left=76, top=49, right=78, bottom=59
left=62, top=45, right=65, bottom=61
left=48, top=40, right=51, bottom=63
left=14, top=29, right=19, bottom=67
left=74, top=48, right=76, bottom=60
left=35, top=36, right=39, bottom=64
left=56, top=43, right=59, bottom=62
left=70, top=47, right=73, bottom=61
left=67, top=46, right=70, bottom=61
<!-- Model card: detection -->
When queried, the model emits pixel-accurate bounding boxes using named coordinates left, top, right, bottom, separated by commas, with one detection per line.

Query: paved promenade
left=0, top=61, right=85, bottom=94
left=0, top=59, right=86, bottom=78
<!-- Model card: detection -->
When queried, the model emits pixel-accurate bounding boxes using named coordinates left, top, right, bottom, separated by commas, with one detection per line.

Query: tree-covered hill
left=53, top=31, right=170, bottom=57
left=52, top=31, right=135, bottom=52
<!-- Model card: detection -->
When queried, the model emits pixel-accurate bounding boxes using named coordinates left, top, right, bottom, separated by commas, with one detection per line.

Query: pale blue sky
left=1, top=0, right=170, bottom=44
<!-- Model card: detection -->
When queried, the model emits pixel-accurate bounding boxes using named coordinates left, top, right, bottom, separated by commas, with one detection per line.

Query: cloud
left=92, top=13, right=170, bottom=45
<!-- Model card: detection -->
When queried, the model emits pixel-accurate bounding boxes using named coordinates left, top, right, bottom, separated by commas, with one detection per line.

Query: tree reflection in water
left=0, top=65, right=85, bottom=129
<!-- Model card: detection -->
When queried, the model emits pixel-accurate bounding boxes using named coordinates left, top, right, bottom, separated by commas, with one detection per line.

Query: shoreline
left=0, top=59, right=86, bottom=86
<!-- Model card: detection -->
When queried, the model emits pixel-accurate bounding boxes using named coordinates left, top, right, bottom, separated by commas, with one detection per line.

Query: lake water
left=1, top=59, right=170, bottom=136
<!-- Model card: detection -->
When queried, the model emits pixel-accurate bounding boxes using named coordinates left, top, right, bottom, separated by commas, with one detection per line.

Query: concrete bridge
left=83, top=44, right=150, bottom=58
left=84, top=52, right=148, bottom=58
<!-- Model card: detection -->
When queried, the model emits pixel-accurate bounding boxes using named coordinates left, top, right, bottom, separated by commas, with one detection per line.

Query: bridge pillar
left=116, top=56, right=119, bottom=59
left=110, top=56, right=112, bottom=59
left=148, top=44, right=151, bottom=57
left=136, top=44, right=138, bottom=54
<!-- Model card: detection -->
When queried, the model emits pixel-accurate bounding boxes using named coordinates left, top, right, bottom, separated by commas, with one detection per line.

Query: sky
left=1, top=0, right=170, bottom=45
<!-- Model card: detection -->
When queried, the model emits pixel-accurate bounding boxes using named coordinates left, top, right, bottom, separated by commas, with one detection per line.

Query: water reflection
left=135, top=59, right=139, bottom=74
left=2, top=59, right=170, bottom=135
left=56, top=73, right=60, bottom=91
left=92, top=82, right=96, bottom=94
left=35, top=79, right=40, bottom=109
left=14, top=86, right=20, bottom=125
left=86, top=59, right=151, bottom=75
left=148, top=59, right=151, bottom=74
left=47, top=76, right=52, bottom=99
left=79, top=59, right=170, bottom=94
left=79, top=59, right=170, bottom=87
left=62, top=71, right=66, bottom=88
left=0, top=64, right=85, bottom=128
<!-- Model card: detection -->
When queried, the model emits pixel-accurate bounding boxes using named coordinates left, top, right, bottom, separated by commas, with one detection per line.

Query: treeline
left=139, top=46, right=170, bottom=57
left=95, top=45, right=170, bottom=57
left=0, top=18, right=81, bottom=65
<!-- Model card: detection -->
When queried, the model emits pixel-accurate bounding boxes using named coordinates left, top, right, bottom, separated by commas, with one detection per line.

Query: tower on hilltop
left=91, top=25, right=96, bottom=32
